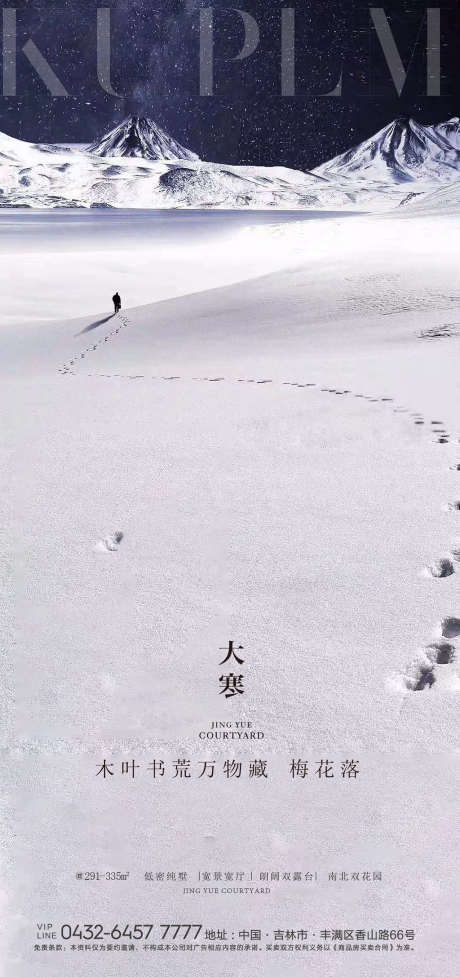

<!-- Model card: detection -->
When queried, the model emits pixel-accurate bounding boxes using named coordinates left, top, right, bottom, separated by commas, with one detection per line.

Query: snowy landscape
left=1, top=113, right=460, bottom=210
left=2, top=115, right=460, bottom=975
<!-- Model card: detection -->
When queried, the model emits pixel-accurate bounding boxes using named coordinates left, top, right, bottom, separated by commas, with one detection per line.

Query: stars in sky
left=1, top=1, right=458, bottom=168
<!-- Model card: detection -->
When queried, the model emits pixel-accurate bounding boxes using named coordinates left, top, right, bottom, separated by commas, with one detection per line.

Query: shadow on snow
left=78, top=313, right=116, bottom=335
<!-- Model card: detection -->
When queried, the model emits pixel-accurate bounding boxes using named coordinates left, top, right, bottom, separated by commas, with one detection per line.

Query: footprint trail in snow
left=57, top=310, right=460, bottom=694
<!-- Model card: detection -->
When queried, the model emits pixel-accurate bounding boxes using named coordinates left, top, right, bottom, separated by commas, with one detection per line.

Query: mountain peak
left=89, top=116, right=199, bottom=162
left=314, top=117, right=460, bottom=185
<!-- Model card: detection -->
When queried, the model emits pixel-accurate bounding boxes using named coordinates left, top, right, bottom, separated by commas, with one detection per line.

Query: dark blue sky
left=1, top=1, right=458, bottom=168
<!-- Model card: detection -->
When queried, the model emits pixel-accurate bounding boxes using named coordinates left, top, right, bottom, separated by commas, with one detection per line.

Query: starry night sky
left=1, top=1, right=459, bottom=168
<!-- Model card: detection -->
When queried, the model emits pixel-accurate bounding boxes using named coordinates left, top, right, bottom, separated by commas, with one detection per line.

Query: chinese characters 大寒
left=219, top=640, right=245, bottom=698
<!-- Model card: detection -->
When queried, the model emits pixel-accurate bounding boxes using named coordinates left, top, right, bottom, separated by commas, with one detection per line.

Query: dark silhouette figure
left=112, top=292, right=121, bottom=313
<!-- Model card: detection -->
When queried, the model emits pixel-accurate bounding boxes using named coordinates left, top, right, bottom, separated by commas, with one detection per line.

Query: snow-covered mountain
left=430, top=118, right=460, bottom=150
left=89, top=116, right=199, bottom=162
left=399, top=177, right=460, bottom=215
left=0, top=130, right=53, bottom=162
left=0, top=117, right=358, bottom=210
left=0, top=151, right=356, bottom=210
left=1, top=115, right=460, bottom=210
left=314, top=117, right=460, bottom=185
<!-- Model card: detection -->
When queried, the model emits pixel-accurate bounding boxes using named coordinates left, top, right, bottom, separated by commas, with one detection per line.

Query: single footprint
left=405, top=663, right=436, bottom=691
left=426, top=558, right=455, bottom=578
left=447, top=501, right=460, bottom=511
left=426, top=642, right=455, bottom=665
left=450, top=542, right=460, bottom=562
left=95, top=531, right=124, bottom=554
left=438, top=617, right=460, bottom=639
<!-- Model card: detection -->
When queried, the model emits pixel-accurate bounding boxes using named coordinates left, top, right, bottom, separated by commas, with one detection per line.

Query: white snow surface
left=2, top=207, right=460, bottom=976
left=0, top=209, right=360, bottom=325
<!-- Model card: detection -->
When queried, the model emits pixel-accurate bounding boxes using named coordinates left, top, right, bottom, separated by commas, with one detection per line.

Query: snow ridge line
left=57, top=336, right=460, bottom=695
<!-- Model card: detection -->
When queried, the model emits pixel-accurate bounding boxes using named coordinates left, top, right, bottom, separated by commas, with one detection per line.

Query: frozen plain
left=2, top=206, right=460, bottom=976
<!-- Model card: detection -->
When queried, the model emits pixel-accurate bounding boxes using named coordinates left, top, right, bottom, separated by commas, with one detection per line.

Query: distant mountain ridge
left=89, top=116, right=199, bottom=162
left=314, top=117, right=460, bottom=184
left=0, top=115, right=460, bottom=210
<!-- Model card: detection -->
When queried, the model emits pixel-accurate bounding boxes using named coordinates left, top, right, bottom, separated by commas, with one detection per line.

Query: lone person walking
left=112, top=291, right=121, bottom=313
